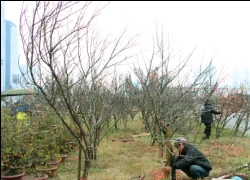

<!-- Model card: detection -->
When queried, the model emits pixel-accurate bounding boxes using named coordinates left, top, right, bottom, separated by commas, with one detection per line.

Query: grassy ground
left=42, top=118, right=250, bottom=180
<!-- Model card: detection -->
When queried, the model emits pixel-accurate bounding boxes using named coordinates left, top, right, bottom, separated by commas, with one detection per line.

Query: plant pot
left=60, top=148, right=69, bottom=154
left=16, top=163, right=32, bottom=170
left=48, top=125, right=57, bottom=130
left=1, top=170, right=25, bottom=180
left=47, top=159, right=61, bottom=166
left=60, top=154, right=68, bottom=163
left=29, top=131, right=39, bottom=135
left=25, top=173, right=49, bottom=180
left=36, top=165, right=58, bottom=177
left=67, top=141, right=76, bottom=149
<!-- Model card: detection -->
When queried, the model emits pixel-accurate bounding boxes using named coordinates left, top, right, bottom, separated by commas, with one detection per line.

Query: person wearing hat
left=201, top=99, right=222, bottom=139
left=170, top=137, right=212, bottom=180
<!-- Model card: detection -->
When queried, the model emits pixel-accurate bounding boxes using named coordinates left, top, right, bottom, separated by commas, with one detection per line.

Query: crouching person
left=171, top=137, right=212, bottom=180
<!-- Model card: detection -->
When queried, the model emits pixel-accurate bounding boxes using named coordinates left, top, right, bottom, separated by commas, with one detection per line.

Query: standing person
left=201, top=99, right=222, bottom=139
left=171, top=137, right=212, bottom=180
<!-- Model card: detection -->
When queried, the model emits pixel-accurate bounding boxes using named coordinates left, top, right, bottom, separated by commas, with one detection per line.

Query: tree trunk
left=164, top=124, right=173, bottom=179
left=78, top=131, right=83, bottom=180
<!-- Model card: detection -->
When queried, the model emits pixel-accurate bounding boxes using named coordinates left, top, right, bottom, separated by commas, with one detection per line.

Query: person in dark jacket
left=171, top=137, right=212, bottom=180
left=201, top=99, right=222, bottom=139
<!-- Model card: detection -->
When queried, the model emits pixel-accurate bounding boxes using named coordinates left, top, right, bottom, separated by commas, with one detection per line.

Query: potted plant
left=1, top=107, right=33, bottom=180
left=36, top=165, right=58, bottom=178
left=1, top=154, right=26, bottom=180
left=25, top=166, right=49, bottom=180
left=56, top=124, right=72, bottom=155
left=30, top=126, right=60, bottom=177
left=25, top=172, right=49, bottom=180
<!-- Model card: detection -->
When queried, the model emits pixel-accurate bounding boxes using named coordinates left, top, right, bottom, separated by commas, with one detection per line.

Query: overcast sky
left=4, top=1, right=250, bottom=84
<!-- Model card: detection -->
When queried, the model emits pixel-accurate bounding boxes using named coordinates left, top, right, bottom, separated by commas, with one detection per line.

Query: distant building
left=1, top=2, right=6, bottom=92
left=193, top=63, right=216, bottom=86
left=232, top=66, right=250, bottom=88
left=5, top=20, right=20, bottom=90
left=1, top=1, right=23, bottom=92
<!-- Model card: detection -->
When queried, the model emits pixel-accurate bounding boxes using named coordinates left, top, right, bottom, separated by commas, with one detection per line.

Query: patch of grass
left=47, top=118, right=250, bottom=180
left=89, top=123, right=162, bottom=180
left=199, top=136, right=250, bottom=178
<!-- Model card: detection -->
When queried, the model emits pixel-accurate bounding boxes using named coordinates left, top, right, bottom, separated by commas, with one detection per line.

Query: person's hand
left=161, top=166, right=172, bottom=172
left=171, top=164, right=177, bottom=171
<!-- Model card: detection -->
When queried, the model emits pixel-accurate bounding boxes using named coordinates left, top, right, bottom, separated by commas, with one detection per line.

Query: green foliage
left=1, top=108, right=74, bottom=174
left=1, top=108, right=31, bottom=175
left=1, top=106, right=249, bottom=179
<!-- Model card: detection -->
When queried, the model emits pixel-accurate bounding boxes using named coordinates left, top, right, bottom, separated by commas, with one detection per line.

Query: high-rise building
left=232, top=66, right=250, bottom=88
left=193, top=63, right=217, bottom=86
left=5, top=20, right=20, bottom=90
left=1, top=1, right=23, bottom=92
left=1, top=2, right=6, bottom=92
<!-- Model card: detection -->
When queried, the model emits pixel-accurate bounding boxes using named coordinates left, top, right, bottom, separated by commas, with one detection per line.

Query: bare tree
left=127, top=25, right=226, bottom=179
left=19, top=1, right=138, bottom=179
left=214, top=86, right=249, bottom=138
